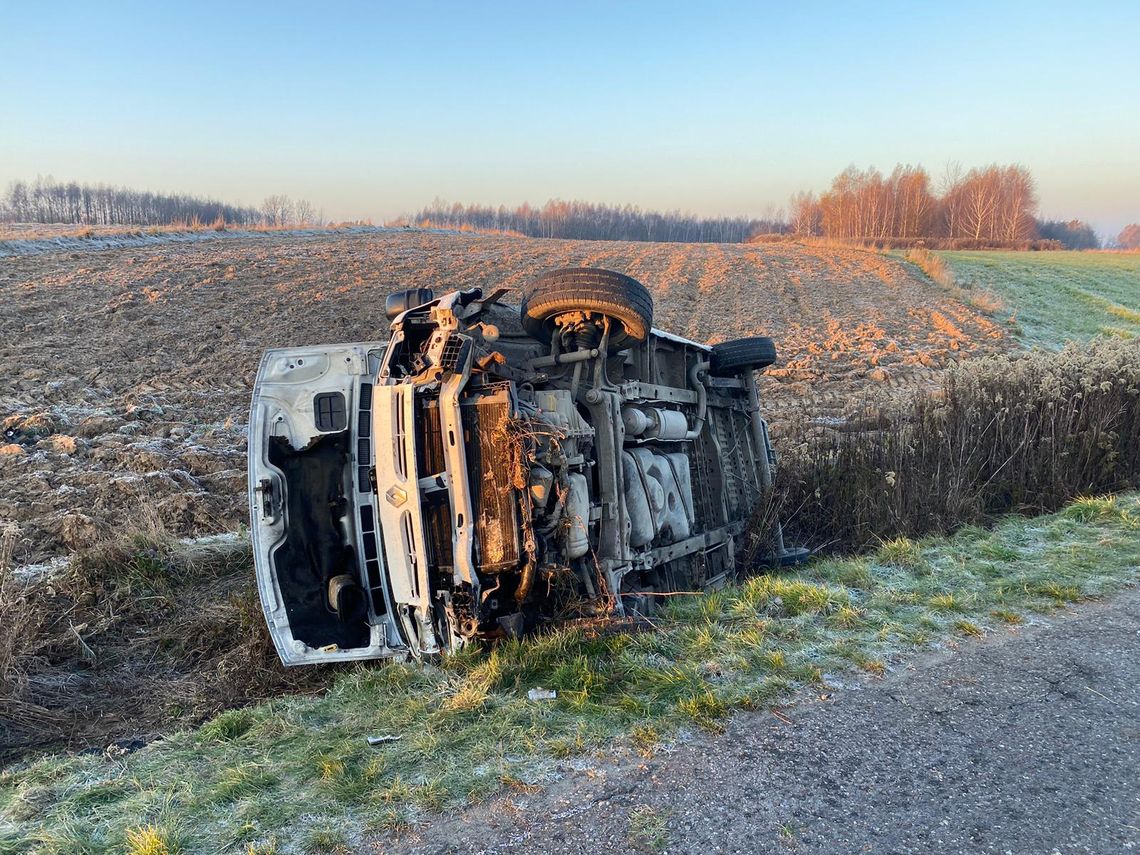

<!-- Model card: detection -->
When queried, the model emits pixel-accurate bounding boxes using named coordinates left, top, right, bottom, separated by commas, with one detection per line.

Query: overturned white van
left=249, top=268, right=798, bottom=664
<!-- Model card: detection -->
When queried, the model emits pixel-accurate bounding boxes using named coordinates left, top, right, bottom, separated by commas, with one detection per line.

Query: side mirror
left=384, top=288, right=435, bottom=321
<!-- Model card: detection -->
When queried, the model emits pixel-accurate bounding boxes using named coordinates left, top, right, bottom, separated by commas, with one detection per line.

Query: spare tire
left=385, top=288, right=435, bottom=321
left=710, top=336, right=777, bottom=376
left=520, top=268, right=653, bottom=351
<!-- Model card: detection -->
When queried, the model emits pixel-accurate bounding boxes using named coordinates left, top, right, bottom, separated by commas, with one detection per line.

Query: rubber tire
left=520, top=268, right=653, bottom=352
left=385, top=288, right=434, bottom=321
left=709, top=336, right=777, bottom=375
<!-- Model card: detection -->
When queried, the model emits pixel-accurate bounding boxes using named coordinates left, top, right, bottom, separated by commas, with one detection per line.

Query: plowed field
left=0, top=231, right=1008, bottom=562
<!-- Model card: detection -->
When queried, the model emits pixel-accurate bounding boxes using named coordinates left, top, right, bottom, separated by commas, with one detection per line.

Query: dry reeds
left=1, top=519, right=333, bottom=762
left=770, top=338, right=1140, bottom=553
left=0, top=523, right=33, bottom=698
left=904, top=247, right=954, bottom=288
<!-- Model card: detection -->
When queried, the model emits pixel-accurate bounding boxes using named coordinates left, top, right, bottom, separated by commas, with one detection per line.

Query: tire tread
left=520, top=268, right=653, bottom=349
left=710, top=336, right=777, bottom=375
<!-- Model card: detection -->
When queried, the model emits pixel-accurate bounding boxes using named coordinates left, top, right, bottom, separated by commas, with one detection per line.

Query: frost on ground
left=0, top=224, right=392, bottom=257
left=2, top=494, right=1136, bottom=854
left=0, top=230, right=1009, bottom=563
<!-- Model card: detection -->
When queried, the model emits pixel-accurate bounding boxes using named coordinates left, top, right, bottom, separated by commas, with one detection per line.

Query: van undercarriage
left=249, top=269, right=799, bottom=664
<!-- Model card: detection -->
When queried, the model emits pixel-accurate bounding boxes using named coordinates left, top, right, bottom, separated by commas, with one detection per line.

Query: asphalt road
left=380, top=587, right=1140, bottom=854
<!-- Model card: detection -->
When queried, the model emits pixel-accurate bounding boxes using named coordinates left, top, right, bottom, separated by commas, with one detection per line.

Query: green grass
left=936, top=251, right=1140, bottom=347
left=2, top=494, right=1138, bottom=854
left=628, top=804, right=669, bottom=852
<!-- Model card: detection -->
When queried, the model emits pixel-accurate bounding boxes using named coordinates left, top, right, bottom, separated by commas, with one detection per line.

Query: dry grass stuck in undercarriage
left=2, top=493, right=1138, bottom=854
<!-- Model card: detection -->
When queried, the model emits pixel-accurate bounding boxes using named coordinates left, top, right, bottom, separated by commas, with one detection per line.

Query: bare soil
left=0, top=231, right=1008, bottom=564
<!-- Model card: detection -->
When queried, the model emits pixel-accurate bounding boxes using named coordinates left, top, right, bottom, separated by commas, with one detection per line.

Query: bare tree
left=294, top=199, right=318, bottom=226
left=1000, top=165, right=1036, bottom=241
left=957, top=167, right=1000, bottom=240
left=261, top=195, right=293, bottom=227
left=789, top=191, right=820, bottom=235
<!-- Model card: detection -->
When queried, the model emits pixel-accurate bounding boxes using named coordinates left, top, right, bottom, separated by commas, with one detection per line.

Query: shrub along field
left=768, top=337, right=1140, bottom=554
left=935, top=250, right=1140, bottom=346
left=1, top=493, right=1138, bottom=853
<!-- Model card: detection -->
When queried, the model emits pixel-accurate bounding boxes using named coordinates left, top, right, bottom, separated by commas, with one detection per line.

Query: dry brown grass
left=0, top=517, right=335, bottom=762
left=904, top=247, right=1005, bottom=315
left=0, top=524, right=62, bottom=742
left=904, top=247, right=954, bottom=288
left=0, top=525, right=35, bottom=698
left=766, top=338, right=1140, bottom=553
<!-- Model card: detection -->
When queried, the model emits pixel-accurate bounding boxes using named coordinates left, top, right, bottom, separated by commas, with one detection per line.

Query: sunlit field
left=938, top=250, right=1140, bottom=346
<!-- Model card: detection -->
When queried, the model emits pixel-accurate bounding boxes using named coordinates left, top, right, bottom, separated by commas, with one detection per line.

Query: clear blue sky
left=2, top=0, right=1137, bottom=236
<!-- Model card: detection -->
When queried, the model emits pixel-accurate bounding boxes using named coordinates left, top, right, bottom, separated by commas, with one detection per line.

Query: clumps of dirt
left=2, top=413, right=82, bottom=465
left=2, top=412, right=59, bottom=445
left=0, top=521, right=336, bottom=763
left=0, top=399, right=246, bottom=564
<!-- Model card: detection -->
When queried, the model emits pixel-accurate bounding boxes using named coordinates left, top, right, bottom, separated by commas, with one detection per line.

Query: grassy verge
left=3, top=494, right=1139, bottom=854
left=935, top=250, right=1140, bottom=346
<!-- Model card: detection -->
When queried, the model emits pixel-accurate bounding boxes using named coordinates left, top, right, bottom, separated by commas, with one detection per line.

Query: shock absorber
left=573, top=322, right=602, bottom=352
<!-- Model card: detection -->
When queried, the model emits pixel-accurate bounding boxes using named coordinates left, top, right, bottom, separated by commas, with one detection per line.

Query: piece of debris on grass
left=527, top=687, right=557, bottom=701
left=366, top=734, right=402, bottom=746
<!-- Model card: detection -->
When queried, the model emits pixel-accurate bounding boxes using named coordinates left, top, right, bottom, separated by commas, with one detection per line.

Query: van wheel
left=710, top=337, right=777, bottom=375
left=521, top=268, right=653, bottom=352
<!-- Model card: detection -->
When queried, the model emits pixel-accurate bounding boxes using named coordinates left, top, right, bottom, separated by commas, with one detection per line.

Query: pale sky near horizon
left=2, top=0, right=1137, bottom=238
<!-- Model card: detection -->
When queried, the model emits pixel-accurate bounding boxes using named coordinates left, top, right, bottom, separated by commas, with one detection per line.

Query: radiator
left=461, top=388, right=521, bottom=573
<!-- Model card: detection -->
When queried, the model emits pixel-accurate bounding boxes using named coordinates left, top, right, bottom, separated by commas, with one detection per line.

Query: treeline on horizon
left=405, top=198, right=783, bottom=243
left=0, top=177, right=326, bottom=229
left=1, top=177, right=262, bottom=227
left=4, top=170, right=1132, bottom=249
left=411, top=163, right=1112, bottom=250
left=786, top=163, right=1100, bottom=249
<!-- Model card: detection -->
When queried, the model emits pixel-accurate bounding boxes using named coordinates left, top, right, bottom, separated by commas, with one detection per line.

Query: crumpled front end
left=372, top=288, right=541, bottom=655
